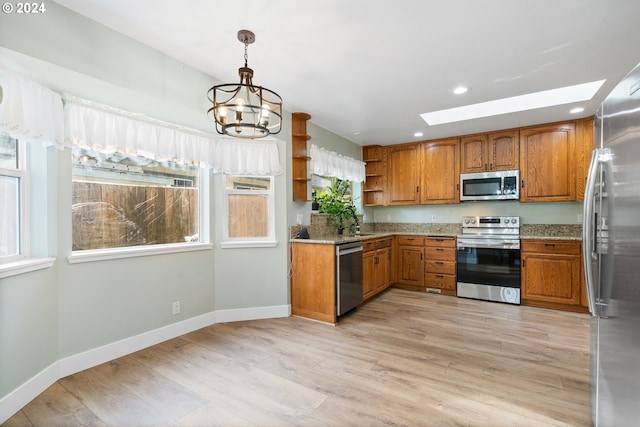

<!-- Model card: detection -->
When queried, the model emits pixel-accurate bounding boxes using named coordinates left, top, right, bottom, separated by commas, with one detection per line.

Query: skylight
left=420, top=80, right=606, bottom=125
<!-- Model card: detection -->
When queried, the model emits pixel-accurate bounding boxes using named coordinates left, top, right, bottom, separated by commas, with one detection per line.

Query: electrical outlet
left=386, top=214, right=392, bottom=222
left=296, top=213, right=303, bottom=225
left=172, top=301, right=180, bottom=315
left=577, top=213, right=584, bottom=223
left=431, top=214, right=437, bottom=222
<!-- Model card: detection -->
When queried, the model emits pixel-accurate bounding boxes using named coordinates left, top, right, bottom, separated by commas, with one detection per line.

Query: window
left=0, top=133, right=29, bottom=264
left=71, top=147, right=205, bottom=252
left=222, top=175, right=275, bottom=248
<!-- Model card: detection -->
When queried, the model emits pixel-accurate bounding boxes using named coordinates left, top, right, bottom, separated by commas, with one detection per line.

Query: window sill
left=0, top=257, right=56, bottom=279
left=67, top=242, right=214, bottom=264
left=220, top=240, right=278, bottom=249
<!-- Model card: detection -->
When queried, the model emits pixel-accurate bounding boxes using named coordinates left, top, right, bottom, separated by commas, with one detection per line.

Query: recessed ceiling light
left=421, top=80, right=606, bottom=126
left=414, top=132, right=424, bottom=137
left=453, top=86, right=468, bottom=95
left=570, top=107, right=585, bottom=114
left=352, top=130, right=361, bottom=135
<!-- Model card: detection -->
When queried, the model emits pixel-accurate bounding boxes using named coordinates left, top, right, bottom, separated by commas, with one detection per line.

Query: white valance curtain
left=0, top=67, right=65, bottom=148
left=309, top=143, right=366, bottom=182
left=64, top=99, right=282, bottom=175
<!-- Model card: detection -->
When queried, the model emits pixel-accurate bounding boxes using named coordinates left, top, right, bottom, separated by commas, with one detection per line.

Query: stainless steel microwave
left=460, top=170, right=520, bottom=201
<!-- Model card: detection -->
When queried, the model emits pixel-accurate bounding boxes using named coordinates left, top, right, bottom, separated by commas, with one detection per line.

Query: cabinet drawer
left=425, top=246, right=456, bottom=261
left=397, top=236, right=425, bottom=246
left=362, top=240, right=377, bottom=252
left=425, top=260, right=456, bottom=275
left=424, top=237, right=456, bottom=248
left=521, top=240, right=581, bottom=255
left=425, top=273, right=456, bottom=290
left=376, top=237, right=393, bottom=249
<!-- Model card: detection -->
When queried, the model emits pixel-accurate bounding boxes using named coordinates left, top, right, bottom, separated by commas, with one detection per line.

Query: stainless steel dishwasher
left=336, top=241, right=363, bottom=316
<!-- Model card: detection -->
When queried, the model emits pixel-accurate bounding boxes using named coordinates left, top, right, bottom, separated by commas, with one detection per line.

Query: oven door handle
left=457, top=239, right=520, bottom=249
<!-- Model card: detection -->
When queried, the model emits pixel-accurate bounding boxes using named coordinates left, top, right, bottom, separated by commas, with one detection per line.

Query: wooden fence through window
left=72, top=182, right=198, bottom=250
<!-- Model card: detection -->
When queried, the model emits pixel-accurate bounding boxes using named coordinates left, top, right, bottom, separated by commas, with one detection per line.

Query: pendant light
left=207, top=30, right=283, bottom=139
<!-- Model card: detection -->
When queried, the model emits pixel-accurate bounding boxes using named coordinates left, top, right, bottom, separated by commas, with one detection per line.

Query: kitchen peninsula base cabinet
left=290, top=242, right=337, bottom=324
left=521, top=240, right=588, bottom=313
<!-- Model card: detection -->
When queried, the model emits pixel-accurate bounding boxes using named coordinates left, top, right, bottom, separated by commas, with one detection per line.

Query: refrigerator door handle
left=583, top=148, right=601, bottom=317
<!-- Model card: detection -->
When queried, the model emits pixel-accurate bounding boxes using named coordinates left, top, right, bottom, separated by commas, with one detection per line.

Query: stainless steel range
left=456, top=216, right=521, bottom=305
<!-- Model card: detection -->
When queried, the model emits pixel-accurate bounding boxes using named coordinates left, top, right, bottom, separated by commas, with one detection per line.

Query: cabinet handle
left=484, top=163, right=488, bottom=170
left=436, top=248, right=444, bottom=251
left=522, top=259, right=525, bottom=268
left=456, top=183, right=460, bottom=190
left=490, top=163, right=493, bottom=170
left=416, top=186, right=419, bottom=193
left=544, top=243, right=556, bottom=247
left=388, top=252, right=391, bottom=260
left=436, top=275, right=444, bottom=278
left=435, top=261, right=444, bottom=265
left=374, top=256, right=379, bottom=265
left=521, top=180, right=525, bottom=188
left=420, top=253, right=423, bottom=260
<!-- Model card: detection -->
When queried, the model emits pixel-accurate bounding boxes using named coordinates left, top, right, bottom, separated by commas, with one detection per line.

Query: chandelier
left=207, top=30, right=283, bottom=139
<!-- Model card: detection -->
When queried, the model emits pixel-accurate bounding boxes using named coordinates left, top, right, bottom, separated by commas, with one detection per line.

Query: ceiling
left=54, top=0, right=640, bottom=146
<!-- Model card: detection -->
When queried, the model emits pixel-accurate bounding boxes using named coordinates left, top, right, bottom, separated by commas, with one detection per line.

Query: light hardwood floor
left=4, top=288, right=592, bottom=426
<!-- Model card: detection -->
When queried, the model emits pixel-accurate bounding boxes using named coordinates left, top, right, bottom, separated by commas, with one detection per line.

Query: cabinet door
left=576, top=117, right=594, bottom=201
left=520, top=122, right=576, bottom=202
left=460, top=134, right=488, bottom=173
left=488, top=129, right=519, bottom=171
left=420, top=139, right=460, bottom=204
left=398, top=246, right=424, bottom=286
left=374, top=248, right=390, bottom=292
left=388, top=144, right=420, bottom=205
left=363, top=250, right=376, bottom=298
left=521, top=252, right=581, bottom=306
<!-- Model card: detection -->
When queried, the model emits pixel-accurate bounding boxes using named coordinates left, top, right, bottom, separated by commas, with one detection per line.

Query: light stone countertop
left=290, top=223, right=582, bottom=244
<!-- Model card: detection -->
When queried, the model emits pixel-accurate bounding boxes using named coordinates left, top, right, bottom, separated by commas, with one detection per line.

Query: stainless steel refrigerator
left=584, top=61, right=640, bottom=426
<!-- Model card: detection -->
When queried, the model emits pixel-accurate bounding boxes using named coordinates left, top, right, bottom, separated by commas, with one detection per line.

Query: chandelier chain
left=244, top=42, right=249, bottom=68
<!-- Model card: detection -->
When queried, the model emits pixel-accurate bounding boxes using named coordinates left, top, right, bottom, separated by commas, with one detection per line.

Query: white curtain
left=0, top=67, right=65, bottom=148
left=64, top=99, right=282, bottom=175
left=310, top=143, right=365, bottom=182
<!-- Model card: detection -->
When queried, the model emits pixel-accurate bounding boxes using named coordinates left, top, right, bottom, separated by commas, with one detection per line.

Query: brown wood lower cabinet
left=363, top=237, right=393, bottom=301
left=521, top=239, right=588, bottom=313
left=424, top=236, right=457, bottom=296
left=395, top=236, right=425, bottom=290
left=290, top=242, right=337, bottom=324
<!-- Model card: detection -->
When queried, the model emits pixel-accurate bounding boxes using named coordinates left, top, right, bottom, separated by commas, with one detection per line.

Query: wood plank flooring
left=3, top=288, right=592, bottom=426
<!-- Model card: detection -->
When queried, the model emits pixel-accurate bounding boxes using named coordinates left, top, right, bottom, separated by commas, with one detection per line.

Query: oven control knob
left=511, top=218, right=518, bottom=224
left=471, top=218, right=476, bottom=224
left=464, top=218, right=470, bottom=224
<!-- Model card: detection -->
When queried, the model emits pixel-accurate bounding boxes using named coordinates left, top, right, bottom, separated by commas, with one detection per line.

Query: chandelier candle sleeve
left=207, top=30, right=283, bottom=139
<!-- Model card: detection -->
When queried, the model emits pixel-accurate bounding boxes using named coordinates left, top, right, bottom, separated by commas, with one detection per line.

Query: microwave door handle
left=583, top=148, right=601, bottom=317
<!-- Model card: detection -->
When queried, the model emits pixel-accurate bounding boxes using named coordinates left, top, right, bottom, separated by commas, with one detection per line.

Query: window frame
left=0, top=138, right=30, bottom=264
left=221, top=175, right=276, bottom=249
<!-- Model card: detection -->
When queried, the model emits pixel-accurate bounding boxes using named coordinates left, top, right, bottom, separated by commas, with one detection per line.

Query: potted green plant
left=316, top=179, right=359, bottom=234
left=311, top=188, right=320, bottom=211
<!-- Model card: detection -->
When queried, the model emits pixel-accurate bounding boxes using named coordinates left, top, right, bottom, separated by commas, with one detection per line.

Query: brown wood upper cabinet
left=420, top=138, right=460, bottom=204
left=520, top=121, right=576, bottom=202
left=388, top=144, right=420, bottom=205
left=460, top=130, right=519, bottom=174
left=362, top=145, right=387, bottom=206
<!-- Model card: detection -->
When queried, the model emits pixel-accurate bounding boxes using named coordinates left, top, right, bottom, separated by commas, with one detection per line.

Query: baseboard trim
left=0, top=363, right=59, bottom=425
left=215, top=304, right=291, bottom=323
left=57, top=311, right=217, bottom=378
left=0, top=304, right=291, bottom=424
